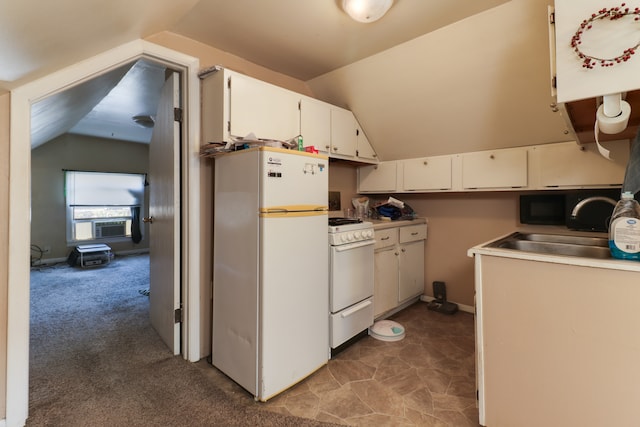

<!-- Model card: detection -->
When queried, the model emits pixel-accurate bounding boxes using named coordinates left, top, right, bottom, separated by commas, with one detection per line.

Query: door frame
left=7, top=40, right=201, bottom=427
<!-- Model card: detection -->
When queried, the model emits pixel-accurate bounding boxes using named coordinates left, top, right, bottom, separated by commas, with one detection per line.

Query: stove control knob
left=341, top=234, right=348, bottom=243
left=347, top=233, right=354, bottom=241
left=365, top=230, right=373, bottom=238
left=354, top=231, right=362, bottom=239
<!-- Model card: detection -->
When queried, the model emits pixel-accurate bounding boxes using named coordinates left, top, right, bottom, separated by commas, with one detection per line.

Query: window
left=65, top=171, right=145, bottom=243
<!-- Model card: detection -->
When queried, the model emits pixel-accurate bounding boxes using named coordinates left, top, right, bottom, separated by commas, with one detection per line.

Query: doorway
left=7, top=41, right=202, bottom=427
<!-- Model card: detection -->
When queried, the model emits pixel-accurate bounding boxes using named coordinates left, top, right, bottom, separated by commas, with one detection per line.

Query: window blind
left=65, top=171, right=145, bottom=206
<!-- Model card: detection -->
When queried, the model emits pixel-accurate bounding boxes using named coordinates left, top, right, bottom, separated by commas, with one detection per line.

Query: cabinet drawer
left=331, top=298, right=373, bottom=348
left=399, top=224, right=427, bottom=243
left=374, top=228, right=398, bottom=249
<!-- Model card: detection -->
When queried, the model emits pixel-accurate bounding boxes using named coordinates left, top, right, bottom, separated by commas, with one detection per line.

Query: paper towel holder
left=596, top=92, right=631, bottom=135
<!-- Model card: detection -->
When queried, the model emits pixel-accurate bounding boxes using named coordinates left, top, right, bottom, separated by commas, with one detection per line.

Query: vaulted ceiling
left=2, top=0, right=513, bottom=149
left=4, top=0, right=582, bottom=159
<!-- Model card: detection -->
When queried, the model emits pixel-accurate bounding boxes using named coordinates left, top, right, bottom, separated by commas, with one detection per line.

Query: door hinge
left=174, top=107, right=183, bottom=122
left=174, top=307, right=183, bottom=323
left=549, top=11, right=555, bottom=25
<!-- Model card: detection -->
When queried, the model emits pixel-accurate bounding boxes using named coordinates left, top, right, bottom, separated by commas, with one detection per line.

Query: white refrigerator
left=212, top=147, right=329, bottom=401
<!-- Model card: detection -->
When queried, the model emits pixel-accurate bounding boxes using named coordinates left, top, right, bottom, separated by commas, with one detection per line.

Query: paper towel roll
left=596, top=100, right=631, bottom=134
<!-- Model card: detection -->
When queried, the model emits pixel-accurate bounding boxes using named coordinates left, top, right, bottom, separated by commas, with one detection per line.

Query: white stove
left=328, top=217, right=375, bottom=350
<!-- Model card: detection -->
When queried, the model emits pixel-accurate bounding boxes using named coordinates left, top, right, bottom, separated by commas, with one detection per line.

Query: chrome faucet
left=570, top=196, right=617, bottom=218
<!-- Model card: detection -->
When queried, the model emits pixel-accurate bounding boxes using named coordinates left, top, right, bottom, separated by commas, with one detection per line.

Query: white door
left=149, top=71, right=181, bottom=354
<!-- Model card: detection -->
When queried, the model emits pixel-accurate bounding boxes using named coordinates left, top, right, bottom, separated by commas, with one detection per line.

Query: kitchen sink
left=487, top=232, right=611, bottom=259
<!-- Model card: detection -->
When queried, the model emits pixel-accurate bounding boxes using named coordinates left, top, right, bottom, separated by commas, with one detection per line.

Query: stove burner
left=328, top=217, right=362, bottom=226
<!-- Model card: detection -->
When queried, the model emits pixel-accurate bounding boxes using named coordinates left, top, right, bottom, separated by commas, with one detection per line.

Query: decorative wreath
left=571, top=3, right=640, bottom=69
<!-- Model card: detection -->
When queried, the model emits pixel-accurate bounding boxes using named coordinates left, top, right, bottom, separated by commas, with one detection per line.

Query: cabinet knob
left=333, top=146, right=338, bottom=151
left=489, top=154, right=495, bottom=159
left=394, top=252, right=399, bottom=256
left=325, top=145, right=330, bottom=149
left=423, top=161, right=428, bottom=166
left=401, top=248, right=406, bottom=253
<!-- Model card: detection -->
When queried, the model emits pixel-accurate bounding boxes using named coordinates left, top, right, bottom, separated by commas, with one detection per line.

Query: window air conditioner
left=94, top=220, right=127, bottom=238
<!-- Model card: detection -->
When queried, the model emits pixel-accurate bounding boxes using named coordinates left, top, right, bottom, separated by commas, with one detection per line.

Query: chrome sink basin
left=487, top=232, right=611, bottom=259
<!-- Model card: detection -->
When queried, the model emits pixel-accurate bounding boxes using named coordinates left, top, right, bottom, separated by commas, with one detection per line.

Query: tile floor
left=204, top=301, right=479, bottom=426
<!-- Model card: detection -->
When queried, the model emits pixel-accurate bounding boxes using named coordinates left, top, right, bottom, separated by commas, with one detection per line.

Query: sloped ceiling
left=4, top=0, right=578, bottom=158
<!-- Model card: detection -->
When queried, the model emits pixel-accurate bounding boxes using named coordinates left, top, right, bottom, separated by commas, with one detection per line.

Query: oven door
left=330, top=239, right=374, bottom=313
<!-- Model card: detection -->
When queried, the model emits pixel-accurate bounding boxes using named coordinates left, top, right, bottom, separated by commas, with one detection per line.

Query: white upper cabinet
left=228, top=73, right=300, bottom=142
left=358, top=162, right=397, bottom=193
left=201, top=69, right=379, bottom=164
left=356, top=124, right=377, bottom=161
left=461, top=148, right=528, bottom=189
left=532, top=141, right=628, bottom=188
left=402, top=156, right=452, bottom=191
left=330, top=107, right=358, bottom=158
left=299, top=96, right=331, bottom=155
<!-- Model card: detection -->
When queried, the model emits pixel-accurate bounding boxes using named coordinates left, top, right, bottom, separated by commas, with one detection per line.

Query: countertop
left=468, top=226, right=640, bottom=273
left=369, top=217, right=427, bottom=230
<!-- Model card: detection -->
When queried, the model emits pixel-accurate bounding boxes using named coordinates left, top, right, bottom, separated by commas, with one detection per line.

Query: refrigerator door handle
left=341, top=300, right=372, bottom=318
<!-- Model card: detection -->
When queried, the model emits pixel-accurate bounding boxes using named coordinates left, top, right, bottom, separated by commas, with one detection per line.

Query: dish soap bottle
left=609, top=191, right=640, bottom=260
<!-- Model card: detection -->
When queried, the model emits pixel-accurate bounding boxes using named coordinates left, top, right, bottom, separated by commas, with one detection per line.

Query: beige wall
left=0, top=91, right=9, bottom=420
left=402, top=192, right=519, bottom=306
left=31, top=134, right=150, bottom=261
left=328, top=161, right=361, bottom=213
left=145, top=31, right=313, bottom=97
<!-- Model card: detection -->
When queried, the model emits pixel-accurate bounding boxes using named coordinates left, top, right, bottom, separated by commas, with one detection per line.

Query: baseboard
left=420, top=295, right=475, bottom=314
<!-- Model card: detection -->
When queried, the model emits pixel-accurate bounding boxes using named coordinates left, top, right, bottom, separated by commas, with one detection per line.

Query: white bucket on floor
left=368, top=320, right=405, bottom=342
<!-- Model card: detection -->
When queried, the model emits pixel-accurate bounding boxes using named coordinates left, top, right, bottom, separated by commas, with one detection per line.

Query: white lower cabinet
left=373, top=222, right=427, bottom=318
left=373, top=228, right=399, bottom=317
left=398, top=225, right=427, bottom=302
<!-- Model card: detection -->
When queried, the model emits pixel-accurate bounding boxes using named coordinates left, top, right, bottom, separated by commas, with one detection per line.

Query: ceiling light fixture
left=132, top=115, right=155, bottom=128
left=342, top=0, right=393, bottom=23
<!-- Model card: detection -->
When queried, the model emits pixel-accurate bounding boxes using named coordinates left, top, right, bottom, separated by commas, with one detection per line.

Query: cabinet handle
left=380, top=236, right=390, bottom=241
left=340, top=300, right=372, bottom=318
left=411, top=232, right=419, bottom=236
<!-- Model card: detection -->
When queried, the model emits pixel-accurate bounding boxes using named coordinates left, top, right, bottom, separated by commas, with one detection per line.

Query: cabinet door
left=462, top=148, right=528, bottom=189
left=403, top=156, right=452, bottom=191
left=229, top=73, right=299, bottom=142
left=330, top=107, right=357, bottom=158
left=374, top=246, right=399, bottom=317
left=358, top=162, right=397, bottom=193
left=300, top=97, right=331, bottom=155
left=536, top=141, right=628, bottom=188
left=398, top=240, right=425, bottom=302
left=356, top=125, right=377, bottom=161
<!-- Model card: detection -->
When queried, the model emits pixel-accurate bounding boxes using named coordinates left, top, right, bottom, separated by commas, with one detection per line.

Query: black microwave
left=519, top=194, right=566, bottom=225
